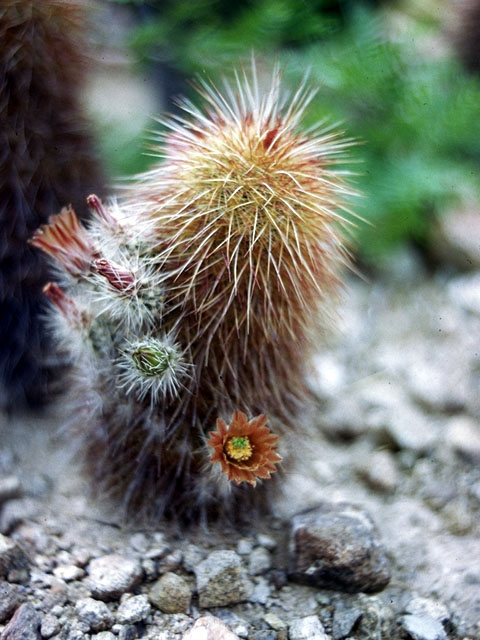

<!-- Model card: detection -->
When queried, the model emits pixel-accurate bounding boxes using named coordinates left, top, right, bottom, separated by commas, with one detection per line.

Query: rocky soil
left=1, top=253, right=479, bottom=640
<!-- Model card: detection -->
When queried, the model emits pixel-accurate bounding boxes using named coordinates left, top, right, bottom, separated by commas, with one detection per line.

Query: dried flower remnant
left=30, top=206, right=98, bottom=276
left=208, top=410, right=282, bottom=486
left=43, top=282, right=82, bottom=326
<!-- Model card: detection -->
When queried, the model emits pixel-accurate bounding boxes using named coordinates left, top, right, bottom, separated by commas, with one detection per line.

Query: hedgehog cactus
left=31, top=66, right=354, bottom=523
left=0, top=0, right=104, bottom=410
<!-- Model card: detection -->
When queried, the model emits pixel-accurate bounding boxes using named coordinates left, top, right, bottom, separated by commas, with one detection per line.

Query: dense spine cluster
left=33, top=66, right=354, bottom=524
left=0, top=0, right=103, bottom=410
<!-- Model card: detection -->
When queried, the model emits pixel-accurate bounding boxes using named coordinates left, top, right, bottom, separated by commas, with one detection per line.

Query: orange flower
left=207, top=410, right=282, bottom=486
left=30, top=205, right=97, bottom=276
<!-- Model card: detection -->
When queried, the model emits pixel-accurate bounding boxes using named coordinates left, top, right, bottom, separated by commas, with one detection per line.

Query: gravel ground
left=1, top=253, right=479, bottom=640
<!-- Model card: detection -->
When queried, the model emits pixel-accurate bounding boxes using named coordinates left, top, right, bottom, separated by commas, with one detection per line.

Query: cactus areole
left=31, top=64, right=355, bottom=523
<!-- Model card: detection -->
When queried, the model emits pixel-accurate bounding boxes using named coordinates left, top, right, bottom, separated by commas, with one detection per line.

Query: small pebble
left=194, top=550, right=252, bottom=608
left=75, top=597, right=114, bottom=632
left=148, top=572, right=192, bottom=613
left=141, top=559, right=157, bottom=581
left=158, top=549, right=182, bottom=573
left=332, top=603, right=362, bottom=640
left=356, top=450, right=399, bottom=493
left=53, top=565, right=85, bottom=582
left=0, top=581, right=23, bottom=623
left=116, top=595, right=151, bottom=624
left=92, top=633, right=115, bottom=640
left=40, top=614, right=60, bottom=639
left=249, top=577, right=271, bottom=605
left=182, top=545, right=206, bottom=572
left=0, top=476, right=21, bottom=504
left=289, top=615, right=329, bottom=640
left=398, top=614, right=447, bottom=640
left=182, top=616, right=239, bottom=639
left=256, top=534, right=277, bottom=551
left=86, top=555, right=143, bottom=601
left=264, top=613, right=287, bottom=631
left=248, top=547, right=271, bottom=575
left=288, top=503, right=391, bottom=593
left=236, top=539, right=254, bottom=556
left=1, top=603, right=41, bottom=640
left=0, top=534, right=30, bottom=584
left=405, top=597, right=449, bottom=624
left=444, top=416, right=480, bottom=463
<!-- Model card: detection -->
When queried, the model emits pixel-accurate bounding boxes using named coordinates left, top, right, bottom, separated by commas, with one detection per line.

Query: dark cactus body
left=0, top=0, right=104, bottom=410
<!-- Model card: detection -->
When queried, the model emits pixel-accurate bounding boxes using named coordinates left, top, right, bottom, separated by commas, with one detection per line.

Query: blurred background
left=86, top=0, right=480, bottom=272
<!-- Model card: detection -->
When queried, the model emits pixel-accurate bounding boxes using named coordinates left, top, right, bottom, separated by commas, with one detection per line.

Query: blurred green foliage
left=104, top=1, right=480, bottom=264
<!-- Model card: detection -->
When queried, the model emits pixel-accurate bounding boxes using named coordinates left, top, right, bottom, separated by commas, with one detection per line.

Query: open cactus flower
left=208, top=410, right=282, bottom=486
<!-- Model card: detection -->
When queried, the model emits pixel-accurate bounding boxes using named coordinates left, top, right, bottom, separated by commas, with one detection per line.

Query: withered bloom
left=30, top=205, right=97, bottom=276
left=207, top=410, right=282, bottom=486
left=43, top=282, right=83, bottom=327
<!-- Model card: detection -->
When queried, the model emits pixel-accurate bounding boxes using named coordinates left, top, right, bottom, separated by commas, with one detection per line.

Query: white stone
left=289, top=615, right=329, bottom=640
left=182, top=615, right=239, bottom=640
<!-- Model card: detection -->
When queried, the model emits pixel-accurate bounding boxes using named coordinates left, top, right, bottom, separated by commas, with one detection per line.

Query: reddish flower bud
left=94, top=258, right=135, bottom=293
left=87, top=194, right=118, bottom=227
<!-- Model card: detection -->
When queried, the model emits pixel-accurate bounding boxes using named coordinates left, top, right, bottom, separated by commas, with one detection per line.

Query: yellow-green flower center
left=225, top=436, right=252, bottom=461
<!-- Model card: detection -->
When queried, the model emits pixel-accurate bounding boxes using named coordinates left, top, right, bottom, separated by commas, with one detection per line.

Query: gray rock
left=356, top=450, right=399, bottom=493
left=157, top=550, right=182, bottom=573
left=249, top=632, right=276, bottom=640
left=117, top=626, right=137, bottom=640
left=448, top=273, right=480, bottom=315
left=332, top=602, right=362, bottom=640
left=182, top=545, right=206, bottom=572
left=444, top=416, right=480, bottom=463
left=0, top=477, right=21, bottom=505
left=40, top=614, right=60, bottom=639
left=52, top=565, right=85, bottom=582
left=86, top=555, right=143, bottom=601
left=249, top=577, right=271, bottom=604
left=182, top=616, right=240, bottom=639
left=194, top=551, right=252, bottom=608
left=256, top=534, right=277, bottom=550
left=428, top=206, right=480, bottom=271
left=0, top=499, right=40, bottom=536
left=74, top=597, right=113, bottom=632
left=248, top=547, right=271, bottom=575
left=91, top=634, right=115, bottom=640
left=0, top=534, right=30, bottom=583
left=128, top=533, right=149, bottom=553
left=373, top=405, right=437, bottom=453
left=288, top=615, right=328, bottom=640
left=236, top=539, right=253, bottom=556
left=116, top=595, right=151, bottom=624
left=0, top=582, right=23, bottom=623
left=0, top=603, right=41, bottom=640
left=264, top=613, right=287, bottom=631
left=140, top=558, right=156, bottom=581
left=148, top=572, right=192, bottom=613
left=288, top=503, right=391, bottom=593
left=405, top=598, right=449, bottom=624
left=398, top=614, right=447, bottom=640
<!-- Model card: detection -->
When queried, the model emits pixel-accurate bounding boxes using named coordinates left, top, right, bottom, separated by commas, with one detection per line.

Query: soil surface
left=1, top=254, right=479, bottom=640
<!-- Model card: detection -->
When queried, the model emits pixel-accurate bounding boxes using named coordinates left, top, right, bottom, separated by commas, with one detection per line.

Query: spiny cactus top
left=31, top=64, right=355, bottom=523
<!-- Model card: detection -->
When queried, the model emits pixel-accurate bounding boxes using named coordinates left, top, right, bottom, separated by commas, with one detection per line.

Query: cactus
left=0, top=0, right=104, bottom=410
left=31, top=66, right=354, bottom=523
